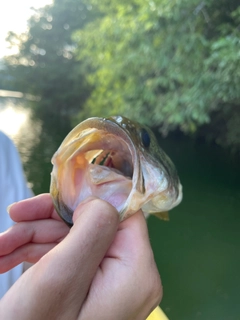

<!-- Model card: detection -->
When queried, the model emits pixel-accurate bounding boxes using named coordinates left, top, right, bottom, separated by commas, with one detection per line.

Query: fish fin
left=152, top=211, right=170, bottom=221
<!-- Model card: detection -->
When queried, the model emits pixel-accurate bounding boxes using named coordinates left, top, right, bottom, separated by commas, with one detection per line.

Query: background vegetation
left=0, top=0, right=239, bottom=153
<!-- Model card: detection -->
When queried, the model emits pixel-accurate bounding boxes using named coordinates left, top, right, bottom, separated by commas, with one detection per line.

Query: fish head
left=106, top=116, right=183, bottom=218
left=50, top=116, right=182, bottom=226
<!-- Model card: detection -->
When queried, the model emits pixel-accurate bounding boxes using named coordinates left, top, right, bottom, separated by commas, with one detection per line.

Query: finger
left=0, top=219, right=69, bottom=272
left=9, top=193, right=61, bottom=222
left=5, top=199, right=120, bottom=320
left=0, top=243, right=56, bottom=273
left=106, top=210, right=150, bottom=260
left=80, top=210, right=162, bottom=320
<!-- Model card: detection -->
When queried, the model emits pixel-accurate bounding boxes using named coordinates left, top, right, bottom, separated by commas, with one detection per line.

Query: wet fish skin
left=105, top=116, right=181, bottom=198
left=50, top=116, right=182, bottom=226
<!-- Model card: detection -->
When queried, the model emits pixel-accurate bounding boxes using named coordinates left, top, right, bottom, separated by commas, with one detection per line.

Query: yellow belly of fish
left=147, top=306, right=169, bottom=320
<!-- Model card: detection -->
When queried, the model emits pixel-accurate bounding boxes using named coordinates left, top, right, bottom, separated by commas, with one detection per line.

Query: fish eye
left=140, top=128, right=151, bottom=148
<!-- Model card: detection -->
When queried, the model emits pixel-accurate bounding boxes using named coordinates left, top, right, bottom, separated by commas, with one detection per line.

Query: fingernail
left=7, top=202, right=17, bottom=214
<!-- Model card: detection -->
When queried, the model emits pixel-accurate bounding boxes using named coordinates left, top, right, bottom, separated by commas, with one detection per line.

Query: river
left=1, top=97, right=240, bottom=320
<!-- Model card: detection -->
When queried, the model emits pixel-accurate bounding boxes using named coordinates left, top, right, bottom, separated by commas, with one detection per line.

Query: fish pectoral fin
left=152, top=211, right=170, bottom=221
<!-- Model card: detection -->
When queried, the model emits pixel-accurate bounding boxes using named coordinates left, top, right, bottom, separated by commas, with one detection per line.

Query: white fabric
left=0, top=131, right=32, bottom=298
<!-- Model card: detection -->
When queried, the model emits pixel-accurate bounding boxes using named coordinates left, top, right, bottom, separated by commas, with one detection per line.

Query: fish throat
left=90, top=148, right=133, bottom=178
left=53, top=130, right=137, bottom=225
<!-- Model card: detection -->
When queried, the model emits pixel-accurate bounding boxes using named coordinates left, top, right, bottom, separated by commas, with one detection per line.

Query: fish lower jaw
left=59, top=165, right=133, bottom=220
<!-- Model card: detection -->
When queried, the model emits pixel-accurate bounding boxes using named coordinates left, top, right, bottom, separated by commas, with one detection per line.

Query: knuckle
left=145, top=260, right=163, bottom=306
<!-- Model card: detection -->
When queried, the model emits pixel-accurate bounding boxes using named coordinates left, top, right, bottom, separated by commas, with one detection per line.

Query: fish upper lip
left=56, top=116, right=142, bottom=179
left=53, top=125, right=139, bottom=179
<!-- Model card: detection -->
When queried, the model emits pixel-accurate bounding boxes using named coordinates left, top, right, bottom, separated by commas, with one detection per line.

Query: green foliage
left=74, top=0, right=240, bottom=151
left=1, top=0, right=98, bottom=116
left=1, top=0, right=239, bottom=152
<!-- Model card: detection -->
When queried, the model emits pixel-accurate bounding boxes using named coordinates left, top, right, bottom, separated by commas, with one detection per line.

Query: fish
left=50, top=116, right=182, bottom=226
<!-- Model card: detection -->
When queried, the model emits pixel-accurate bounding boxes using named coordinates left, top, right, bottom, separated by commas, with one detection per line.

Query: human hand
left=0, top=194, right=162, bottom=320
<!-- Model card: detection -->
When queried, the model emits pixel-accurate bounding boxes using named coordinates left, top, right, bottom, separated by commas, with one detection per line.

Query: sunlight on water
left=0, top=103, right=29, bottom=138
left=0, top=98, right=42, bottom=163
left=0, top=98, right=42, bottom=191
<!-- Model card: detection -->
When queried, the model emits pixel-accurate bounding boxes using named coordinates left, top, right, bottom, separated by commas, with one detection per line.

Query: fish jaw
left=122, top=153, right=182, bottom=219
left=50, top=116, right=183, bottom=225
left=50, top=121, right=139, bottom=224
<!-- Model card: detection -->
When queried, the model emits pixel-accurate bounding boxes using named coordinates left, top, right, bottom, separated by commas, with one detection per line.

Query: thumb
left=3, top=198, right=120, bottom=320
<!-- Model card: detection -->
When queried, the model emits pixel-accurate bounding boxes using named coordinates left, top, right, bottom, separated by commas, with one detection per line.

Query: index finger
left=9, top=193, right=61, bottom=222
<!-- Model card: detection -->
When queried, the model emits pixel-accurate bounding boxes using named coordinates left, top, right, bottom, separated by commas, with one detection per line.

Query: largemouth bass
left=50, top=116, right=182, bottom=226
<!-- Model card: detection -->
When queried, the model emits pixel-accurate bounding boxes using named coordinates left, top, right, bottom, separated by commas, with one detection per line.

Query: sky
left=0, top=0, right=52, bottom=58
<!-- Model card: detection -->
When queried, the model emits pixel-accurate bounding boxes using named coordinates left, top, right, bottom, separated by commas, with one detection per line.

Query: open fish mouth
left=91, top=150, right=132, bottom=176
left=51, top=125, right=138, bottom=226
left=79, top=131, right=134, bottom=179
left=50, top=116, right=182, bottom=227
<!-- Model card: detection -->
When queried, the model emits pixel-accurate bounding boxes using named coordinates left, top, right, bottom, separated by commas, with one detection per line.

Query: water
left=148, top=136, right=240, bottom=319
left=1, top=97, right=240, bottom=319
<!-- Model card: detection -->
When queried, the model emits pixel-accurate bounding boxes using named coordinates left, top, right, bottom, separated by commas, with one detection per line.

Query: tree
left=2, top=0, right=98, bottom=117
left=74, top=0, right=240, bottom=152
